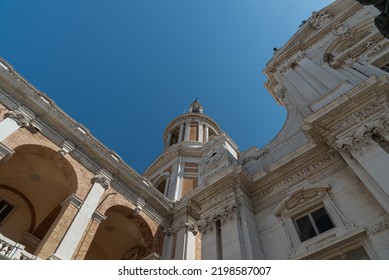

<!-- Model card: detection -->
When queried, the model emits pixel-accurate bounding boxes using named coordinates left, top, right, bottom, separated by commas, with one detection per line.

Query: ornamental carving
left=198, top=203, right=237, bottom=236
left=92, top=174, right=111, bottom=189
left=163, top=228, right=175, bottom=236
left=336, top=114, right=389, bottom=154
left=332, top=23, right=349, bottom=36
left=368, top=220, right=389, bottom=233
left=309, top=10, right=333, bottom=30
left=165, top=221, right=199, bottom=236
left=365, top=40, right=389, bottom=61
left=4, top=110, right=32, bottom=127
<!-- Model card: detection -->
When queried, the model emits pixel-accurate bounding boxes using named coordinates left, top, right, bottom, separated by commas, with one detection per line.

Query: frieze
left=204, top=161, right=231, bottom=182
left=330, top=103, right=380, bottom=133
left=254, top=152, right=339, bottom=202
left=202, top=190, right=234, bottom=213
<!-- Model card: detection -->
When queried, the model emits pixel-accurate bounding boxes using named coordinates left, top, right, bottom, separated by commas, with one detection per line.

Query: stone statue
left=355, top=0, right=389, bottom=38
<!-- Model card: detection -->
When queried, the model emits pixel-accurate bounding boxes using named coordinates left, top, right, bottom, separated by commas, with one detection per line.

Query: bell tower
left=163, top=99, right=220, bottom=149
left=144, top=99, right=222, bottom=201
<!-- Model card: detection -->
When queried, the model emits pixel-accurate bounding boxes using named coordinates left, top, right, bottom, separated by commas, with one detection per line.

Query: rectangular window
left=295, top=207, right=334, bottom=242
left=0, top=199, right=15, bottom=224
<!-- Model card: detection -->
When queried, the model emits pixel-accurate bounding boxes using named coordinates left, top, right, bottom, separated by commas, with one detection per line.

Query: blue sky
left=0, top=0, right=334, bottom=173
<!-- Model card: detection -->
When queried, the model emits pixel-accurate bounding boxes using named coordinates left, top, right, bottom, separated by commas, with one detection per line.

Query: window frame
left=275, top=184, right=355, bottom=256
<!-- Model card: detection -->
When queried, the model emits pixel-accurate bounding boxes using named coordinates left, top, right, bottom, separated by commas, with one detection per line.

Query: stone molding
left=91, top=211, right=107, bottom=224
left=59, top=140, right=76, bottom=156
left=197, top=203, right=237, bottom=236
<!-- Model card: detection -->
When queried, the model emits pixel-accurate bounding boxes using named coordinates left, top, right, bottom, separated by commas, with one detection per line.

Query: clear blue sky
left=0, top=0, right=334, bottom=173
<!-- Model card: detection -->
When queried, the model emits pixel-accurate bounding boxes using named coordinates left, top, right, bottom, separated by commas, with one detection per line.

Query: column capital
left=198, top=202, right=237, bottom=235
left=163, top=227, right=175, bottom=236
left=182, top=221, right=199, bottom=235
left=336, top=113, right=389, bottom=155
left=4, top=107, right=35, bottom=127
left=92, top=169, right=112, bottom=189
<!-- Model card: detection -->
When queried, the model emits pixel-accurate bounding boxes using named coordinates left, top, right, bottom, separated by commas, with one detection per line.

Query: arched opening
left=0, top=144, right=77, bottom=254
left=169, top=127, right=180, bottom=146
left=153, top=173, right=170, bottom=196
left=84, top=205, right=154, bottom=260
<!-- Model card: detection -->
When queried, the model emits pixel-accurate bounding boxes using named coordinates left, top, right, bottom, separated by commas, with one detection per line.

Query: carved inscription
left=254, top=152, right=338, bottom=201
left=330, top=103, right=380, bottom=133
left=204, top=161, right=230, bottom=181
left=202, top=190, right=234, bottom=213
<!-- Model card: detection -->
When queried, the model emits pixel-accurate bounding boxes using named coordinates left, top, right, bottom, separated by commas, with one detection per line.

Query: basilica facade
left=0, top=0, right=389, bottom=260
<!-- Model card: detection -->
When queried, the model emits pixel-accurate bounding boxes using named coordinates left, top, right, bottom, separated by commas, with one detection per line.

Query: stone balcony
left=0, top=234, right=38, bottom=260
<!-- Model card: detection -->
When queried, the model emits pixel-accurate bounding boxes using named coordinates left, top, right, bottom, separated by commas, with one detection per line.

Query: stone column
left=51, top=170, right=112, bottom=259
left=167, top=157, right=184, bottom=201
left=165, top=132, right=172, bottom=148
left=204, top=125, right=209, bottom=142
left=178, top=124, right=184, bottom=143
left=184, top=122, right=191, bottom=141
left=198, top=122, right=204, bottom=142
